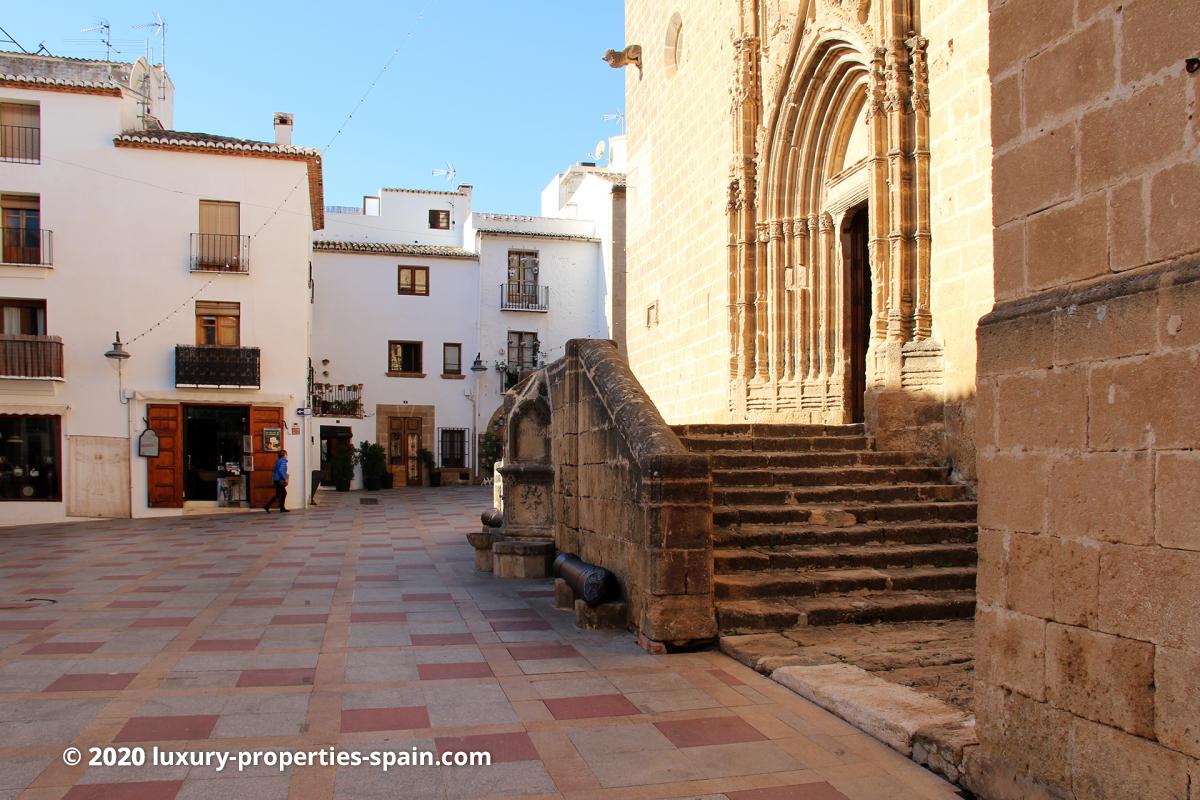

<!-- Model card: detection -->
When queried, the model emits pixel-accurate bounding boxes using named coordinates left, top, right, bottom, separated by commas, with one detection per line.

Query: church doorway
left=843, top=202, right=871, bottom=423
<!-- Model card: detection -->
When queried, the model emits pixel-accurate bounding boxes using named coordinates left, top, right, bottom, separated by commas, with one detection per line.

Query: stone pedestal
left=492, top=539, right=554, bottom=579
left=575, top=598, right=628, bottom=630
left=466, top=529, right=497, bottom=572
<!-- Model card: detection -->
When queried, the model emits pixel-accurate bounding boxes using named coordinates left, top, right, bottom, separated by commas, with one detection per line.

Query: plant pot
left=364, top=475, right=381, bottom=491
left=335, top=480, right=350, bottom=492
left=381, top=472, right=394, bottom=490
left=428, top=470, right=442, bottom=488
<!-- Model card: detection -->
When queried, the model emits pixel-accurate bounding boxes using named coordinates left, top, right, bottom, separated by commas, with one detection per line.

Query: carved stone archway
left=729, top=0, right=941, bottom=444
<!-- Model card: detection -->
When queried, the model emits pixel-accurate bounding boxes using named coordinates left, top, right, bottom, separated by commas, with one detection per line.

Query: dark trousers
left=266, top=480, right=287, bottom=511
left=310, top=469, right=322, bottom=503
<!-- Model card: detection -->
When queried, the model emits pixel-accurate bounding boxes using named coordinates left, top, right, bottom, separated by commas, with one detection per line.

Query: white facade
left=0, top=53, right=319, bottom=526
left=310, top=186, right=479, bottom=489
left=310, top=138, right=626, bottom=485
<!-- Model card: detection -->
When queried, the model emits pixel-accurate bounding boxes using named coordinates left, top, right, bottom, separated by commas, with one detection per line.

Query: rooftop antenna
left=80, top=19, right=115, bottom=60
left=602, top=111, right=626, bottom=134
left=133, top=13, right=166, bottom=70
left=0, top=26, right=30, bottom=54
left=431, top=162, right=457, bottom=183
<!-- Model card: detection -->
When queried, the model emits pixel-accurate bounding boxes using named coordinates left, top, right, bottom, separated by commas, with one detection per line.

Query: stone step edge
left=771, top=662, right=977, bottom=788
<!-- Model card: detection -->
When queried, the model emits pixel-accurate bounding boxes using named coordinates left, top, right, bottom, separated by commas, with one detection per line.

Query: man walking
left=264, top=449, right=289, bottom=512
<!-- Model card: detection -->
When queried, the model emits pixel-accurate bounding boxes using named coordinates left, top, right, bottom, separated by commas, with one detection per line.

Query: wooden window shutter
left=146, top=404, right=183, bottom=508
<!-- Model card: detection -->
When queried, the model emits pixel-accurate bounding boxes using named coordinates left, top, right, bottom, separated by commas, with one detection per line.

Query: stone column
left=492, top=374, right=555, bottom=578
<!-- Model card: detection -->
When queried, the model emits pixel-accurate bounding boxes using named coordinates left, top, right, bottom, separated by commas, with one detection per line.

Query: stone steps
left=713, top=542, right=978, bottom=572
left=713, top=500, right=978, bottom=527
left=673, top=422, right=865, bottom=438
left=714, top=482, right=971, bottom=506
left=713, top=464, right=949, bottom=488
left=713, top=520, right=979, bottom=548
left=715, top=565, right=977, bottom=601
left=678, top=421, right=978, bottom=633
left=707, top=450, right=935, bottom=469
left=717, top=591, right=978, bottom=632
left=680, top=435, right=872, bottom=452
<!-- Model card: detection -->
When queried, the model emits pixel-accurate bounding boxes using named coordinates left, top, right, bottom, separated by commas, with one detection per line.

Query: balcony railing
left=500, top=282, right=550, bottom=312
left=0, top=125, right=40, bottom=164
left=0, top=334, right=63, bottom=379
left=311, top=382, right=364, bottom=417
left=1, top=228, right=53, bottom=266
left=175, top=345, right=260, bottom=388
left=190, top=233, right=250, bottom=273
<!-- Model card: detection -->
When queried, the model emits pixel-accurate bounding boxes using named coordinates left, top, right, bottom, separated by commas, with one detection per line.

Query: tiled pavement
left=0, top=488, right=964, bottom=800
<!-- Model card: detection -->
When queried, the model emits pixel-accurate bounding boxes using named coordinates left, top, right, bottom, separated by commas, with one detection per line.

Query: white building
left=311, top=186, right=479, bottom=488
left=309, top=140, right=626, bottom=488
left=0, top=52, right=321, bottom=525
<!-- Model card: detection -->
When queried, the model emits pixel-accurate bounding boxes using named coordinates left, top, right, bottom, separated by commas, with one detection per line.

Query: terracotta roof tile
left=313, top=240, right=477, bottom=259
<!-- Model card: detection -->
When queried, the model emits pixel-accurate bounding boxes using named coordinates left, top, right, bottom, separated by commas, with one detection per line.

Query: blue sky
left=2, top=1, right=626, bottom=215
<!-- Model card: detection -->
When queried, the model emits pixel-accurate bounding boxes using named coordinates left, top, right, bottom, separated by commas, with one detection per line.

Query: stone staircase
left=673, top=423, right=978, bottom=634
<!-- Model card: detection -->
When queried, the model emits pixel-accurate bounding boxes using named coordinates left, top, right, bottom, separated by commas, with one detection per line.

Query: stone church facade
left=623, top=0, right=994, bottom=479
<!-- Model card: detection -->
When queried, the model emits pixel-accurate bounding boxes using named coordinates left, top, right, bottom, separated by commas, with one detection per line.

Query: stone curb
left=772, top=663, right=977, bottom=786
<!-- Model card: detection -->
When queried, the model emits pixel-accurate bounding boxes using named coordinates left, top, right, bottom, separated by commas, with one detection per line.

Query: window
left=196, top=200, right=243, bottom=269
left=1, top=193, right=43, bottom=265
left=0, top=102, right=39, bottom=163
left=507, top=250, right=539, bottom=286
left=646, top=301, right=659, bottom=328
left=438, top=428, right=468, bottom=469
left=195, top=301, right=240, bottom=347
left=398, top=266, right=429, bottom=296
left=0, top=298, right=46, bottom=335
left=0, top=415, right=60, bottom=501
left=388, top=341, right=423, bottom=375
left=428, top=209, right=450, bottom=230
left=443, top=343, right=462, bottom=376
left=507, top=331, right=539, bottom=369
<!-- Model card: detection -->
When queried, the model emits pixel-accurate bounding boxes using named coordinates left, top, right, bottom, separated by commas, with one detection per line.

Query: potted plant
left=418, top=448, right=440, bottom=487
left=330, top=445, right=353, bottom=492
left=478, top=432, right=502, bottom=482
left=355, top=441, right=387, bottom=491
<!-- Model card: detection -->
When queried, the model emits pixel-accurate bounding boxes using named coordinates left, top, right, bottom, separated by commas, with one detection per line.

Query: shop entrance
left=183, top=405, right=249, bottom=501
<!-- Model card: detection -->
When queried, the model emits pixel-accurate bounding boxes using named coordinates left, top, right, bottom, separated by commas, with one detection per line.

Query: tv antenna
left=0, top=25, right=29, bottom=54
left=602, top=111, right=626, bottom=133
left=80, top=19, right=116, bottom=60
left=133, top=13, right=167, bottom=70
left=431, top=162, right=457, bottom=183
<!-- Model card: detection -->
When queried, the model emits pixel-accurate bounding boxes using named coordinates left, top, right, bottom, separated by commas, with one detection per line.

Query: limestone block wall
left=545, top=340, right=716, bottom=649
left=973, top=1, right=1200, bottom=797
left=623, top=0, right=739, bottom=423
left=924, top=0, right=995, bottom=481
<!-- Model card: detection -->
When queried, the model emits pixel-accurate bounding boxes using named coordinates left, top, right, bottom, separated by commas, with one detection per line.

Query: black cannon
left=480, top=508, right=503, bottom=528
left=553, top=553, right=616, bottom=607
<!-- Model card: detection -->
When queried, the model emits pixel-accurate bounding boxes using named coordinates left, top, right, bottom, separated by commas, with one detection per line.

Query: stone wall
left=545, top=339, right=717, bottom=649
left=972, top=1, right=1200, bottom=797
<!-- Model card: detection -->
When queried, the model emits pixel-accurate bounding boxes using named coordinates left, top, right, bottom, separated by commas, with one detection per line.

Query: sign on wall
left=137, top=428, right=159, bottom=458
left=262, top=428, right=283, bottom=453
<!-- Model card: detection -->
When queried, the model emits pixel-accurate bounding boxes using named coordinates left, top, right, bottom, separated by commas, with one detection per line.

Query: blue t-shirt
left=273, top=456, right=288, bottom=482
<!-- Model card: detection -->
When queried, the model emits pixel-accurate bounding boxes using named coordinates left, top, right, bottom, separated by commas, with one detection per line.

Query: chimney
left=273, top=112, right=294, bottom=146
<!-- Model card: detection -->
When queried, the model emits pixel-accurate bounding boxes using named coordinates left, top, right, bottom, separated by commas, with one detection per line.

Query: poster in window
left=262, top=428, right=283, bottom=453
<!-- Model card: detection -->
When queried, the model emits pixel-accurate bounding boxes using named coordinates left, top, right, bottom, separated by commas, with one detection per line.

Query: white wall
left=0, top=84, right=313, bottom=525
left=309, top=248, right=479, bottom=484
left=316, top=187, right=472, bottom=248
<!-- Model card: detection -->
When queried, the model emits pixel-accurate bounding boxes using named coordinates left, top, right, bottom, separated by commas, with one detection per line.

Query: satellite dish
left=595, top=140, right=606, bottom=162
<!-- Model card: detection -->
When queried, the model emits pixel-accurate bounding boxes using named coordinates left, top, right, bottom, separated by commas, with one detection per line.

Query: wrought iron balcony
left=1, top=228, right=53, bottom=266
left=0, top=334, right=63, bottom=379
left=311, top=382, right=364, bottom=417
left=175, top=345, right=260, bottom=388
left=0, top=125, right=40, bottom=164
left=500, top=282, right=549, bottom=312
left=190, top=233, right=250, bottom=273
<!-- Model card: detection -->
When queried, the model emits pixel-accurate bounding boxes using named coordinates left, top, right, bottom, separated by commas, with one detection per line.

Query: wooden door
left=388, top=417, right=421, bottom=486
left=249, top=406, right=284, bottom=507
left=146, top=404, right=183, bottom=508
